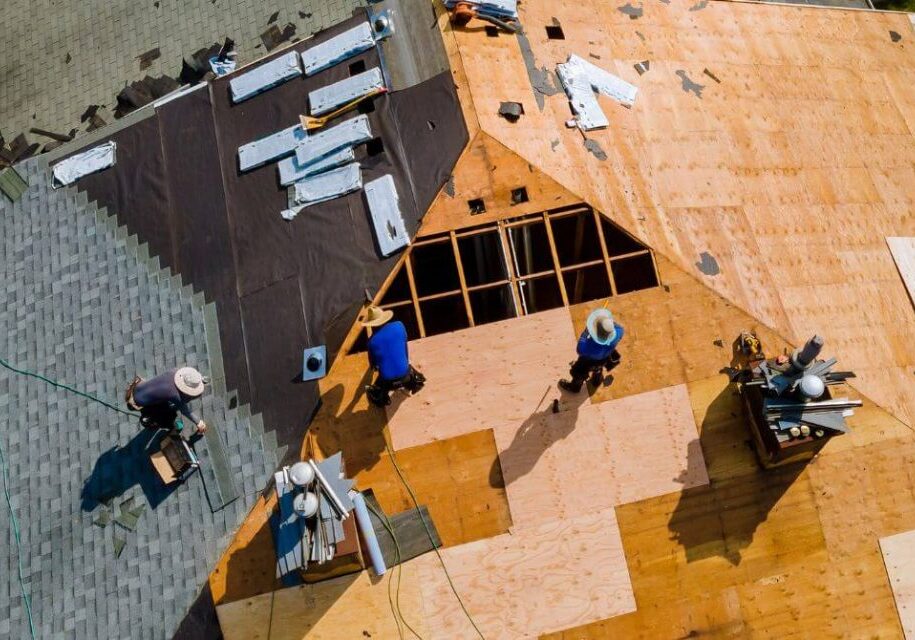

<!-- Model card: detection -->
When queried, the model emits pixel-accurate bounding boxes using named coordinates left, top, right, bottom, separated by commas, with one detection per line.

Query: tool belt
left=125, top=376, right=142, bottom=411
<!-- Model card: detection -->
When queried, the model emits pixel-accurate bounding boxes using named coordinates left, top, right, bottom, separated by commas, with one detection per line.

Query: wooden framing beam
left=542, top=212, right=570, bottom=307
left=450, top=230, right=476, bottom=327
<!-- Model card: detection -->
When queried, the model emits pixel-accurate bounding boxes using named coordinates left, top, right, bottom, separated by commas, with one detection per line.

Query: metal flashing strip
left=300, top=22, right=376, bottom=76
left=293, top=162, right=362, bottom=207
left=229, top=51, right=302, bottom=103
left=364, top=174, right=409, bottom=256
left=278, top=146, right=355, bottom=186
left=443, top=0, right=518, bottom=18
left=309, top=67, right=386, bottom=116
left=294, top=114, right=372, bottom=165
left=51, top=141, right=117, bottom=188
left=238, top=123, right=306, bottom=172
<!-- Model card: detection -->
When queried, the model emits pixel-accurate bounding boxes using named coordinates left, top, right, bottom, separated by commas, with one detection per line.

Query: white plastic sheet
left=292, top=163, right=362, bottom=208
left=309, top=68, right=385, bottom=116
left=230, top=51, right=301, bottom=103
left=300, top=22, right=376, bottom=76
left=51, top=141, right=117, bottom=188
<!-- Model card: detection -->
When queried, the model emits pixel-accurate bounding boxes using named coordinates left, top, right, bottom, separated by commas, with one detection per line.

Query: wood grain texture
left=386, top=307, right=577, bottom=450
left=888, top=237, right=915, bottom=306
left=496, top=384, right=708, bottom=530
left=445, top=0, right=915, bottom=432
left=882, top=529, right=915, bottom=640
left=415, top=508, right=635, bottom=639
left=216, top=565, right=428, bottom=640
left=420, top=132, right=582, bottom=237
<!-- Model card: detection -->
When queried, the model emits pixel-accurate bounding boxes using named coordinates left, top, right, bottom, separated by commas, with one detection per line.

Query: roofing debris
left=300, top=21, right=377, bottom=76
left=136, top=47, right=161, bottom=71
left=309, top=67, right=385, bottom=115
left=634, top=60, right=650, bottom=75
left=115, top=75, right=181, bottom=118
left=0, top=166, right=28, bottom=202
left=517, top=31, right=562, bottom=111
left=364, top=174, right=410, bottom=256
left=696, top=251, right=720, bottom=276
left=557, top=54, right=638, bottom=131
left=675, top=69, right=704, bottom=98
left=292, top=162, right=363, bottom=207
left=51, top=141, right=117, bottom=188
left=498, top=101, right=524, bottom=122
left=702, top=68, right=722, bottom=84
left=261, top=23, right=298, bottom=52
left=444, top=0, right=519, bottom=19
left=230, top=50, right=302, bottom=103
left=618, top=2, right=643, bottom=19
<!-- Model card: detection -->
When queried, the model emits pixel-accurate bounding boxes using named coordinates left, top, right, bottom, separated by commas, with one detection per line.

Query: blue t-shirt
left=367, top=321, right=410, bottom=381
left=576, top=323, right=624, bottom=361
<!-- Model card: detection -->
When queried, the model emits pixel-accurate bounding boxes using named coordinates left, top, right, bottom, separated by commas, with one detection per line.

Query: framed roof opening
left=350, top=204, right=659, bottom=351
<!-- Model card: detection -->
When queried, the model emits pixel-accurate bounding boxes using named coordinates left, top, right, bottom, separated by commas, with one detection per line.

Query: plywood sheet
left=419, top=132, right=582, bottom=236
left=495, top=384, right=708, bottom=530
left=414, top=508, right=636, bottom=639
left=888, top=237, right=915, bottom=307
left=357, top=429, right=514, bottom=547
left=443, top=0, right=915, bottom=433
left=881, top=529, right=915, bottom=640
left=216, top=566, right=428, bottom=640
left=386, top=307, right=577, bottom=450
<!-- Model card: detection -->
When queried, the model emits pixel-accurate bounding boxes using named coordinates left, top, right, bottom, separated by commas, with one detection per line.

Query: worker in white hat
left=559, top=307, right=625, bottom=393
left=362, top=305, right=425, bottom=407
left=126, top=367, right=209, bottom=434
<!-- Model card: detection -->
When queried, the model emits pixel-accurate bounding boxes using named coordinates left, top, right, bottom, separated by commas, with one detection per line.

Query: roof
left=0, top=159, right=276, bottom=639
left=439, top=0, right=915, bottom=430
left=211, top=1, right=915, bottom=638
left=42, top=3, right=467, bottom=456
left=0, top=0, right=363, bottom=150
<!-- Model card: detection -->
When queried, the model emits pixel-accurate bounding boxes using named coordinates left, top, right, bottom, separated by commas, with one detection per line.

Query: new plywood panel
left=357, top=429, right=513, bottom=547
left=882, top=529, right=915, bottom=640
left=386, top=307, right=577, bottom=450
left=415, top=508, right=636, bottom=639
left=216, top=567, right=428, bottom=640
left=443, top=0, right=915, bottom=432
left=419, top=132, right=582, bottom=236
left=495, top=384, right=708, bottom=530
left=888, top=237, right=915, bottom=307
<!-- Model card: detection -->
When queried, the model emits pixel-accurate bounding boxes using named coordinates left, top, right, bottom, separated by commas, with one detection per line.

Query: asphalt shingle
left=0, top=158, right=277, bottom=639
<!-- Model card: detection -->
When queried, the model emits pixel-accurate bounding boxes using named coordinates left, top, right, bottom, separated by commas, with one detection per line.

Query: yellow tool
left=299, top=88, right=387, bottom=131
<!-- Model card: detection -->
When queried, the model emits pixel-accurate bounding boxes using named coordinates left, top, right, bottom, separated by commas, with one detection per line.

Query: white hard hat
left=288, top=462, right=314, bottom=488
left=798, top=374, right=825, bottom=400
left=293, top=491, right=318, bottom=518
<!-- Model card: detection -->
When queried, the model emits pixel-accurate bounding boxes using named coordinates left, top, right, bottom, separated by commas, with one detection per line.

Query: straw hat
left=174, top=367, right=207, bottom=397
left=361, top=305, right=394, bottom=328
left=586, top=308, right=617, bottom=346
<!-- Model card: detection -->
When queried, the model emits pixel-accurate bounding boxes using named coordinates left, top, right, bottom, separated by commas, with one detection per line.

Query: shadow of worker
left=490, top=384, right=590, bottom=489
left=80, top=427, right=181, bottom=512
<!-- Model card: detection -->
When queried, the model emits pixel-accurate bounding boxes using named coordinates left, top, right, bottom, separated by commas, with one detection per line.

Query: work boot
left=558, top=379, right=583, bottom=393
left=365, top=385, right=391, bottom=407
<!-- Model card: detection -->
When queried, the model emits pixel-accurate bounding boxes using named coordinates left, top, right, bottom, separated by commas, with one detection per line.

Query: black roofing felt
left=60, top=11, right=468, bottom=455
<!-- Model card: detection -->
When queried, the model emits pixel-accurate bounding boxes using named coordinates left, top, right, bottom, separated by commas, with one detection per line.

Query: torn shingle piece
left=364, top=175, right=409, bottom=257
left=278, top=146, right=355, bottom=186
left=229, top=51, right=301, bottom=103
left=300, top=22, right=376, bottom=76
left=292, top=163, right=362, bottom=207
left=51, top=141, right=117, bottom=188
left=92, top=510, right=111, bottom=528
left=294, top=114, right=372, bottom=165
left=113, top=536, right=126, bottom=558
left=238, top=124, right=306, bottom=172
left=309, top=67, right=385, bottom=116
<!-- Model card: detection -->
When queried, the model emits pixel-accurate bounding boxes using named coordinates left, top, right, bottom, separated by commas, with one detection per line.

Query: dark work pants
left=566, top=350, right=621, bottom=392
left=367, top=366, right=425, bottom=406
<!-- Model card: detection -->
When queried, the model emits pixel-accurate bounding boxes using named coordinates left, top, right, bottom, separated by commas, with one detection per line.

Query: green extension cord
left=0, top=357, right=138, bottom=417
left=0, top=356, right=140, bottom=640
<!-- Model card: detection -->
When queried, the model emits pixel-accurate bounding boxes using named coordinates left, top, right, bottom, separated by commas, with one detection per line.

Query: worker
left=363, top=306, right=425, bottom=407
left=559, top=307, right=624, bottom=393
left=126, top=367, right=209, bottom=434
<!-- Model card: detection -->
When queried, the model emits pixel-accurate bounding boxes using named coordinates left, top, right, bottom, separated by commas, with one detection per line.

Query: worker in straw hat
left=125, top=367, right=209, bottom=434
left=362, top=305, right=425, bottom=407
left=559, top=307, right=625, bottom=393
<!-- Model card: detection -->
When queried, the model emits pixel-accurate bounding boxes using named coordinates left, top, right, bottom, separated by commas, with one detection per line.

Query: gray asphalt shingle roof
left=0, top=159, right=276, bottom=639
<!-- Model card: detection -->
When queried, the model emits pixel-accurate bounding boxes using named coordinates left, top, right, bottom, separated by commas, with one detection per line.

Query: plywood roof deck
left=213, top=1, right=915, bottom=637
